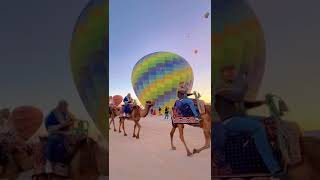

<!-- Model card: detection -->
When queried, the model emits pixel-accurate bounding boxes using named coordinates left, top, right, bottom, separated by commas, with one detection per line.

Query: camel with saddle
left=170, top=91, right=211, bottom=156
left=211, top=94, right=320, bottom=180
left=118, top=101, right=154, bottom=138
left=32, top=119, right=107, bottom=180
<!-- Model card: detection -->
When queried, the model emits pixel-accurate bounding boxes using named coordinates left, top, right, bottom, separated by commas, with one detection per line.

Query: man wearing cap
left=213, top=65, right=282, bottom=176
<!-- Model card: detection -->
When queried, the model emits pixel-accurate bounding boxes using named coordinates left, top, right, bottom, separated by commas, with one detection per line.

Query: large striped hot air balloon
left=213, top=0, right=265, bottom=100
left=132, top=52, right=194, bottom=109
left=70, top=0, right=108, bottom=138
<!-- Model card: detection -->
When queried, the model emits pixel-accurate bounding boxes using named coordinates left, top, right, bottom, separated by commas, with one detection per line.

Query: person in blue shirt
left=45, top=100, right=75, bottom=164
left=123, top=93, right=133, bottom=117
left=213, top=65, right=281, bottom=176
left=175, top=83, right=201, bottom=121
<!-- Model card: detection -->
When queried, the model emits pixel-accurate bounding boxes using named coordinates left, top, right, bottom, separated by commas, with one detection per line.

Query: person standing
left=164, top=106, right=169, bottom=119
left=158, top=107, right=162, bottom=115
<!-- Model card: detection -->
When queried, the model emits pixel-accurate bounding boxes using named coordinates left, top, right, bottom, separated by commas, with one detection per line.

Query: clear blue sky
left=109, top=0, right=211, bottom=103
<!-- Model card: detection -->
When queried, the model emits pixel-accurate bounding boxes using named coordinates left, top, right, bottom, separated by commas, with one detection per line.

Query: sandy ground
left=109, top=115, right=211, bottom=180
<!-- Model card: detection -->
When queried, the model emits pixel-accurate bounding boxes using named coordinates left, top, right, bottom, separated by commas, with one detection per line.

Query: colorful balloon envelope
left=70, top=0, right=108, bottom=138
left=10, top=106, right=43, bottom=141
left=213, top=0, right=265, bottom=100
left=112, top=95, right=123, bottom=106
left=132, top=52, right=194, bottom=109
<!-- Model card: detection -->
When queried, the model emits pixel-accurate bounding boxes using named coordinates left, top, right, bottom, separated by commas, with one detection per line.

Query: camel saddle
left=33, top=132, right=87, bottom=178
left=212, top=117, right=302, bottom=177
left=171, top=99, right=205, bottom=124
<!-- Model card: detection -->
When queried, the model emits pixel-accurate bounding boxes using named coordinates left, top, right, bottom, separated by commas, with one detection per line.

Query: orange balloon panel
left=10, top=106, right=43, bottom=140
left=112, top=95, right=123, bottom=106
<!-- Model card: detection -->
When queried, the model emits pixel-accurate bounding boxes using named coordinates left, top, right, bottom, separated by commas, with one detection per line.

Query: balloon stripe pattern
left=70, top=0, right=108, bottom=138
left=213, top=0, right=265, bottom=100
left=132, top=52, right=194, bottom=109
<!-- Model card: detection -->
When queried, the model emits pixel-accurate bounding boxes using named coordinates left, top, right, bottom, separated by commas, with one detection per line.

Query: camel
left=211, top=136, right=320, bottom=180
left=287, top=136, right=320, bottom=180
left=109, top=106, right=121, bottom=132
left=118, top=101, right=154, bottom=138
left=170, top=104, right=211, bottom=156
left=0, top=143, right=33, bottom=180
left=211, top=120, right=320, bottom=180
left=33, top=137, right=107, bottom=180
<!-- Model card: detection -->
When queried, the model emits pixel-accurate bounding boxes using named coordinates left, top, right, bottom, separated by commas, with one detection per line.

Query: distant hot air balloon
left=112, top=95, right=123, bottom=106
left=213, top=0, right=265, bottom=100
left=132, top=52, right=194, bottom=109
left=70, top=0, right=108, bottom=138
left=204, top=12, right=210, bottom=18
left=194, top=49, right=198, bottom=54
left=10, top=106, right=43, bottom=140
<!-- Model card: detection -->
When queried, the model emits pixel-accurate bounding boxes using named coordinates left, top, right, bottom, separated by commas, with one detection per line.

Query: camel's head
left=115, top=107, right=121, bottom=112
left=132, top=105, right=140, bottom=110
left=145, top=101, right=154, bottom=107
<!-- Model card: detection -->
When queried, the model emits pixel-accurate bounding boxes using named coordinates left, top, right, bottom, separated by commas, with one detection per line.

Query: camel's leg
left=112, top=117, right=117, bottom=131
left=109, top=117, right=116, bottom=131
left=178, top=125, right=192, bottom=156
left=193, top=129, right=211, bottom=154
left=122, top=119, right=127, bottom=136
left=133, top=124, right=137, bottom=138
left=170, top=126, right=177, bottom=150
left=136, top=121, right=142, bottom=139
left=118, top=119, right=122, bottom=133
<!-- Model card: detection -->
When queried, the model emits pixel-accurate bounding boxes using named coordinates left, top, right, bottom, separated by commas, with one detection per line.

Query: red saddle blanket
left=171, top=109, right=198, bottom=124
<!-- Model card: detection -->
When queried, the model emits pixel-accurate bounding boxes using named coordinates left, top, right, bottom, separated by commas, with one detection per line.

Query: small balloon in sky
left=194, top=49, right=198, bottom=54
left=204, top=12, right=210, bottom=18
left=132, top=52, right=194, bottom=109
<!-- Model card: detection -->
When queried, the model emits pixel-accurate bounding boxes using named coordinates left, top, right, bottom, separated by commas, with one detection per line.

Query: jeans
left=180, top=98, right=199, bottom=117
left=165, top=113, right=169, bottom=119
left=213, top=116, right=280, bottom=174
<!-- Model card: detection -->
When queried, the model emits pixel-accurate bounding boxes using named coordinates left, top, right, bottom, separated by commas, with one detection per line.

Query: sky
left=0, top=0, right=91, bottom=120
left=109, top=0, right=211, bottom=104
left=247, top=0, right=320, bottom=130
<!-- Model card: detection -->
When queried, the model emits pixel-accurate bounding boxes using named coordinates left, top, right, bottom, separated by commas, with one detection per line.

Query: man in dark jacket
left=213, top=65, right=281, bottom=175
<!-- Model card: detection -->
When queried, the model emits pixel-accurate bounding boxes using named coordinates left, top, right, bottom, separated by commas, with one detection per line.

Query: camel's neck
left=111, top=107, right=121, bottom=116
left=139, top=105, right=151, bottom=117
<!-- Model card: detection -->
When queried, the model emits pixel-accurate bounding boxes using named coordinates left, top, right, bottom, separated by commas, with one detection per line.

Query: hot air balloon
left=194, top=49, right=198, bottom=54
left=204, top=12, right=210, bottom=18
left=112, top=95, right=123, bottom=106
left=70, top=0, right=108, bottom=138
left=132, top=52, right=194, bottom=109
left=213, top=0, right=265, bottom=100
left=10, top=106, right=43, bottom=140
